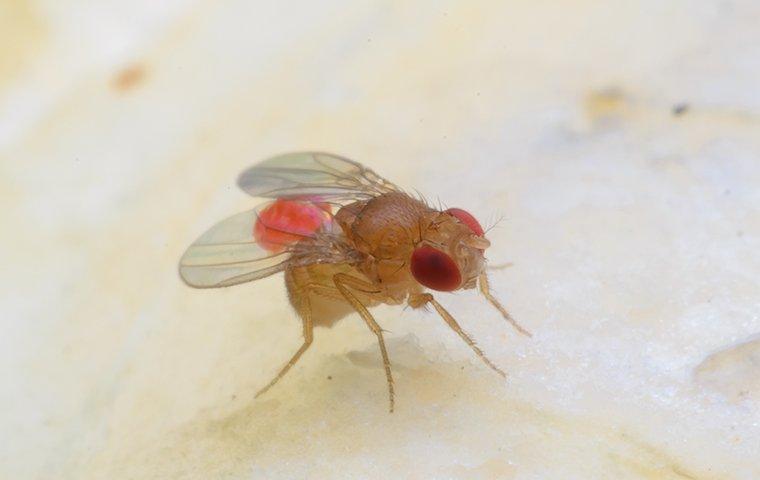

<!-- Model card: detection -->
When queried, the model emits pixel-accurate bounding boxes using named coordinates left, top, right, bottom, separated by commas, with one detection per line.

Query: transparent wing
left=236, top=152, right=399, bottom=203
left=179, top=205, right=292, bottom=288
left=179, top=199, right=358, bottom=289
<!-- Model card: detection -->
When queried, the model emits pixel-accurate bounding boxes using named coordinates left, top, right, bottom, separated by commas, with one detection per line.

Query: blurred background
left=1, top=1, right=759, bottom=479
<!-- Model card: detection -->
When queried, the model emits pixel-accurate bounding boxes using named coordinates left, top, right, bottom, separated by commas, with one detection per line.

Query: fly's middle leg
left=332, top=273, right=395, bottom=413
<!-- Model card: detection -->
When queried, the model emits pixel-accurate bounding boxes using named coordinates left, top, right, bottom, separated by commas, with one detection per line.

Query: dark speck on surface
left=672, top=103, right=689, bottom=116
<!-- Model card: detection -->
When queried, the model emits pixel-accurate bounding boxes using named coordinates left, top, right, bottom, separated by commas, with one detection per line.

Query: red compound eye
left=254, top=199, right=331, bottom=253
left=410, top=245, right=462, bottom=291
left=445, top=208, right=484, bottom=236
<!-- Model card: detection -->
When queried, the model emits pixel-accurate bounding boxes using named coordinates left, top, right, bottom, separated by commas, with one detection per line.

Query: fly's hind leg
left=332, top=273, right=395, bottom=413
left=409, top=293, right=506, bottom=378
left=478, top=273, right=532, bottom=337
left=255, top=291, right=314, bottom=399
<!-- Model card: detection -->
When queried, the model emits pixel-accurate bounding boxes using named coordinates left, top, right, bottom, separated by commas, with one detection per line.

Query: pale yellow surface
left=1, top=1, right=759, bottom=479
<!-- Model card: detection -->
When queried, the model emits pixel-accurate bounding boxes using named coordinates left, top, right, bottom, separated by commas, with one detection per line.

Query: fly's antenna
left=484, top=212, right=506, bottom=235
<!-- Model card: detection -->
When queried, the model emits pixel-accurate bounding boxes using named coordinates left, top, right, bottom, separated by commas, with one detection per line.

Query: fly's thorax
left=336, top=192, right=433, bottom=259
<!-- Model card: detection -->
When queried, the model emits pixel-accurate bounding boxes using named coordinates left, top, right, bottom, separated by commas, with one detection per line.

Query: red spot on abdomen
left=254, top=199, right=331, bottom=253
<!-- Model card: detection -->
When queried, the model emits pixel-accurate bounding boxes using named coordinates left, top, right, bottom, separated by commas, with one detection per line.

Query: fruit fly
left=179, top=152, right=530, bottom=412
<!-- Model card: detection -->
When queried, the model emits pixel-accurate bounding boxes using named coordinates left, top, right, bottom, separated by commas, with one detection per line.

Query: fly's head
left=410, top=208, right=489, bottom=292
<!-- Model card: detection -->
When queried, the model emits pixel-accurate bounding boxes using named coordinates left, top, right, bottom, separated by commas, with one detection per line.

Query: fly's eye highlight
left=410, top=245, right=462, bottom=291
left=445, top=208, right=484, bottom=236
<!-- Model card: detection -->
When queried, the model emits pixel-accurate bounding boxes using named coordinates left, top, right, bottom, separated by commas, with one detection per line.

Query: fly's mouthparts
left=463, top=235, right=490, bottom=249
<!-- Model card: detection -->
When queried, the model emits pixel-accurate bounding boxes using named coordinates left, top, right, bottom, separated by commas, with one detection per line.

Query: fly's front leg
left=409, top=293, right=506, bottom=378
left=478, top=273, right=532, bottom=337
left=332, top=273, right=395, bottom=413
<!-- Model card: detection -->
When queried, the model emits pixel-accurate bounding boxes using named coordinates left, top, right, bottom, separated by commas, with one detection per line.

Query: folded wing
left=181, top=153, right=399, bottom=289
left=179, top=204, right=296, bottom=288
left=237, top=151, right=399, bottom=203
